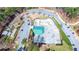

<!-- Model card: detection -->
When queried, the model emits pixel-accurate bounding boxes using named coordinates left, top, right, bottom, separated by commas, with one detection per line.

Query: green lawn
left=49, top=41, right=72, bottom=51
left=52, top=17, right=72, bottom=50
left=28, top=43, right=39, bottom=51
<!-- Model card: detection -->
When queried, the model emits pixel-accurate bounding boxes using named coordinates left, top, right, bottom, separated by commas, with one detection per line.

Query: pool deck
left=33, top=18, right=61, bottom=44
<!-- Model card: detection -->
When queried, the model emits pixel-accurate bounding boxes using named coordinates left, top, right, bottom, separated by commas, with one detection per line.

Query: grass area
left=14, top=26, right=22, bottom=41
left=52, top=17, right=72, bottom=50
left=27, top=29, right=39, bottom=51
left=3, top=35, right=12, bottom=44
left=15, top=44, right=19, bottom=50
left=28, top=43, right=39, bottom=51
left=49, top=41, right=72, bottom=51
left=21, top=38, right=27, bottom=48
left=30, top=44, right=39, bottom=51
left=39, top=15, right=48, bottom=19
left=28, top=39, right=39, bottom=51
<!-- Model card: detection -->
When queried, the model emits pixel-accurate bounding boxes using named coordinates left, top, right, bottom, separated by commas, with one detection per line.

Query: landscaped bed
left=51, top=17, right=72, bottom=50
left=49, top=41, right=72, bottom=51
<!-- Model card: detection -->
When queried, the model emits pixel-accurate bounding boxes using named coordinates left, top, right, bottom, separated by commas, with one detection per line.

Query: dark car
left=17, top=47, right=27, bottom=51
left=74, top=48, right=77, bottom=51
left=0, top=48, right=10, bottom=51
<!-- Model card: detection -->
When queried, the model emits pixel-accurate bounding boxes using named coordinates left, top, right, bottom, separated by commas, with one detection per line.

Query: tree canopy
left=0, top=7, right=21, bottom=21
left=63, top=7, right=79, bottom=18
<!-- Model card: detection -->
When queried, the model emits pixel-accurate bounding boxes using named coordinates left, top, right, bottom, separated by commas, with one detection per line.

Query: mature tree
left=3, top=35, right=13, bottom=45
left=63, top=7, right=79, bottom=18
left=0, top=7, right=22, bottom=21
